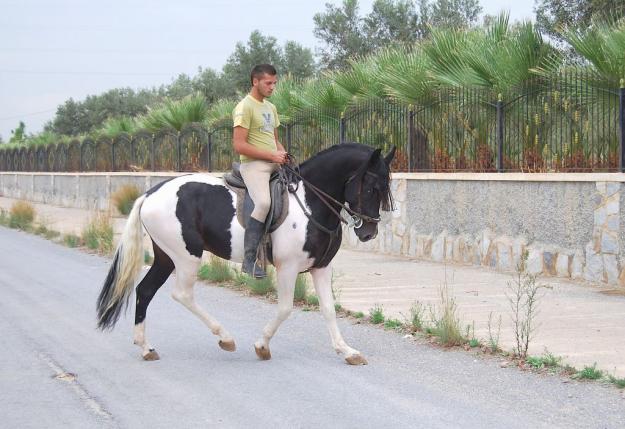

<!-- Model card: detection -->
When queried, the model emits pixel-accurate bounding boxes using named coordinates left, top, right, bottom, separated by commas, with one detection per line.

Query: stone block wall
left=2, top=172, right=624, bottom=286
left=343, top=174, right=625, bottom=287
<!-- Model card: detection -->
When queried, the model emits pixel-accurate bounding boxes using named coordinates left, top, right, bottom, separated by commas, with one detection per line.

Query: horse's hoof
left=254, top=344, right=272, bottom=360
left=143, top=349, right=160, bottom=361
left=219, top=339, right=236, bottom=352
left=345, top=354, right=368, bottom=365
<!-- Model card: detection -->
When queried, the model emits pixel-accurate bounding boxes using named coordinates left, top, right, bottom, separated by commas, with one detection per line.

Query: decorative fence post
left=286, top=123, right=292, bottom=153
left=111, top=138, right=115, bottom=172
left=496, top=93, right=504, bottom=173
left=150, top=134, right=156, bottom=171
left=618, top=79, right=625, bottom=173
left=176, top=132, right=182, bottom=172
left=408, top=105, right=415, bottom=172
left=339, top=112, right=346, bottom=144
left=79, top=142, right=84, bottom=171
left=207, top=132, right=213, bottom=172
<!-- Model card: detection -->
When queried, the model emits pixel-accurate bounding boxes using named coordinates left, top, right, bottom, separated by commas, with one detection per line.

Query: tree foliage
left=534, top=0, right=625, bottom=43
left=48, top=89, right=159, bottom=136
left=425, top=0, right=482, bottom=31
left=9, top=121, right=26, bottom=144
left=222, top=30, right=316, bottom=93
left=313, top=0, right=483, bottom=70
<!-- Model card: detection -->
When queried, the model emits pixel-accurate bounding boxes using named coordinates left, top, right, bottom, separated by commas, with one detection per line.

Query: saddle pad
left=225, top=179, right=289, bottom=233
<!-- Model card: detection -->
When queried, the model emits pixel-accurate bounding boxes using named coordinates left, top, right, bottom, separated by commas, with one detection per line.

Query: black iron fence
left=2, top=71, right=624, bottom=173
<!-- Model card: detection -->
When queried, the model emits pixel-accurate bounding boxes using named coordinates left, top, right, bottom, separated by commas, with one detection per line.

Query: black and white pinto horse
left=96, top=143, right=395, bottom=365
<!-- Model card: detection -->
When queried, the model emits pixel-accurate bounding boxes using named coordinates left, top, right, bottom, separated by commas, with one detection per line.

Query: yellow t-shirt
left=232, top=94, right=280, bottom=162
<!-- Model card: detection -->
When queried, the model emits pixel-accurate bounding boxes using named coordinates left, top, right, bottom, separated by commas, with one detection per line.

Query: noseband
left=345, top=171, right=382, bottom=229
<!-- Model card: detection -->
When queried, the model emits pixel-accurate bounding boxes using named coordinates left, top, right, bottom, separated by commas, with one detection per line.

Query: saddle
left=223, top=163, right=290, bottom=233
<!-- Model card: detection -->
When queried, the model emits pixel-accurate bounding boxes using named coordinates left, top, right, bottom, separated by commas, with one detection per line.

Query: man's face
left=254, top=73, right=278, bottom=97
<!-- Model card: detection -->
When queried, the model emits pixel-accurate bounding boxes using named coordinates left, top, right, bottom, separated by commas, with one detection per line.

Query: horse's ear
left=384, top=146, right=396, bottom=167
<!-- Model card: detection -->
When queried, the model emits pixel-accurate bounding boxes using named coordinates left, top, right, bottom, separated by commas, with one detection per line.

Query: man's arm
left=274, top=129, right=286, bottom=153
left=233, top=126, right=286, bottom=163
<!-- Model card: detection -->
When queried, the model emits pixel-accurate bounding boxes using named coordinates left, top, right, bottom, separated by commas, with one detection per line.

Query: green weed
left=526, top=350, right=561, bottom=370
left=294, top=273, right=308, bottom=302
left=369, top=304, right=385, bottom=324
left=197, top=256, right=234, bottom=283
left=608, top=375, right=625, bottom=388
left=405, top=301, right=425, bottom=332
left=9, top=200, right=35, bottom=230
left=487, top=311, right=502, bottom=352
left=384, top=318, right=402, bottom=329
left=575, top=363, right=604, bottom=380
left=82, top=214, right=114, bottom=254
left=63, top=233, right=81, bottom=248
left=111, top=184, right=141, bottom=216
left=236, top=269, right=275, bottom=295
left=0, top=208, right=9, bottom=226
left=429, top=284, right=465, bottom=346
left=305, top=294, right=319, bottom=306
left=353, top=311, right=364, bottom=319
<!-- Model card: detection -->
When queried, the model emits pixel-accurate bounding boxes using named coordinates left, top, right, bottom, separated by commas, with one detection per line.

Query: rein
left=281, top=156, right=380, bottom=233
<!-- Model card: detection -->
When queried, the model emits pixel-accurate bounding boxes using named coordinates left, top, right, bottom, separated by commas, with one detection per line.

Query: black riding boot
left=242, top=218, right=267, bottom=279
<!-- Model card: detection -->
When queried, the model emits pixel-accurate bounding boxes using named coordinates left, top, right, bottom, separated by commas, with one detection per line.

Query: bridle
left=281, top=155, right=381, bottom=234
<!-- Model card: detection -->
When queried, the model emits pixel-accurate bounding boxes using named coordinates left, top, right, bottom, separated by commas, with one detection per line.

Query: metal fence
left=2, top=71, right=624, bottom=173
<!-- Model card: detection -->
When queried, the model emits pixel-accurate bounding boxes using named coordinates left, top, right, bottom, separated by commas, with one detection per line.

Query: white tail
left=96, top=194, right=147, bottom=330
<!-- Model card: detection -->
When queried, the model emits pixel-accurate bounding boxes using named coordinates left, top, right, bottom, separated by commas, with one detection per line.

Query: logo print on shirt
left=261, top=112, right=273, bottom=133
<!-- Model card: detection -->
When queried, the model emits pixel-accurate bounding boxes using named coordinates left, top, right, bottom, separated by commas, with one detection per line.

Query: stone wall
left=2, top=172, right=624, bottom=286
left=343, top=173, right=625, bottom=287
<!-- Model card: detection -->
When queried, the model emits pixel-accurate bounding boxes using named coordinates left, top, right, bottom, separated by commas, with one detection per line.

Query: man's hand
left=271, top=150, right=288, bottom=164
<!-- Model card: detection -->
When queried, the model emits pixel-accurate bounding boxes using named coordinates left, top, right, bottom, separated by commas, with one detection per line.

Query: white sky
left=0, top=0, right=535, bottom=140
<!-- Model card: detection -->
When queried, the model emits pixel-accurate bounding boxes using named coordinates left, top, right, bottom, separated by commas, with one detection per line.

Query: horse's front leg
left=311, top=264, right=367, bottom=365
left=254, top=264, right=298, bottom=360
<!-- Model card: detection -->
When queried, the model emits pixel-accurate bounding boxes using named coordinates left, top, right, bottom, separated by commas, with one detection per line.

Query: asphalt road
left=1, top=226, right=625, bottom=429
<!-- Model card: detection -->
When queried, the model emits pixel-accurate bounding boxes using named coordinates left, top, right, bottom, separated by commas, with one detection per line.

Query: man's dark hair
left=250, top=64, right=277, bottom=85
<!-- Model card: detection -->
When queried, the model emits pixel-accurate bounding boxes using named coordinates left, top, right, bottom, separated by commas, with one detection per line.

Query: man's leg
left=240, top=160, right=276, bottom=278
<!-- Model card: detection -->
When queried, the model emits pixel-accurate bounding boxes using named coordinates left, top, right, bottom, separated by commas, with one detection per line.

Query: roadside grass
left=487, top=311, right=502, bottom=352
left=526, top=350, right=562, bottom=370
left=384, top=318, right=402, bottom=330
left=0, top=208, right=9, bottom=226
left=198, top=255, right=235, bottom=283
left=235, top=268, right=276, bottom=296
left=63, top=233, right=81, bottom=248
left=574, top=363, right=604, bottom=380
left=9, top=200, right=35, bottom=230
left=369, top=304, right=385, bottom=324
left=111, top=184, right=141, bottom=216
left=427, top=284, right=466, bottom=347
left=608, top=375, right=625, bottom=388
left=403, top=301, right=425, bottom=333
left=294, top=273, right=308, bottom=303
left=507, top=251, right=548, bottom=359
left=305, top=294, right=320, bottom=306
left=82, top=214, right=114, bottom=254
left=144, top=250, right=154, bottom=265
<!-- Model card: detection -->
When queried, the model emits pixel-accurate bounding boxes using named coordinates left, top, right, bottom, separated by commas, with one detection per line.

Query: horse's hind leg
left=311, top=264, right=367, bottom=365
left=254, top=264, right=298, bottom=360
left=171, top=259, right=236, bottom=352
left=133, top=242, right=174, bottom=361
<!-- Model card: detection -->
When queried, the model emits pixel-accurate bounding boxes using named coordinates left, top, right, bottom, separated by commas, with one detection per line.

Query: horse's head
left=344, top=147, right=396, bottom=242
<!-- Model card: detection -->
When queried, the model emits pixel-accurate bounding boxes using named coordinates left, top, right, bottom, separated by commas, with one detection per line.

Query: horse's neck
left=298, top=153, right=358, bottom=202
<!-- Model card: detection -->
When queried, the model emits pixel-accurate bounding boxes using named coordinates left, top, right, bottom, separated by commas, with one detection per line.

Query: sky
left=0, top=0, right=535, bottom=141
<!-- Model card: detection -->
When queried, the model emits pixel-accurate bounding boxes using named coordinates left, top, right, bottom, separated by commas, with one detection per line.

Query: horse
left=96, top=143, right=395, bottom=365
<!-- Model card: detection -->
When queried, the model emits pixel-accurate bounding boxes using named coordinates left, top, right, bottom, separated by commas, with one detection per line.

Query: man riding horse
left=232, top=64, right=288, bottom=279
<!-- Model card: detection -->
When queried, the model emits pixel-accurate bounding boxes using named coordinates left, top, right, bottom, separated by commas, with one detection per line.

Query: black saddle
left=223, top=163, right=289, bottom=233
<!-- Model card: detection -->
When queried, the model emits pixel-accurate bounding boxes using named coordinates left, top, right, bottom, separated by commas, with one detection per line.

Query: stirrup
left=242, top=261, right=267, bottom=279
